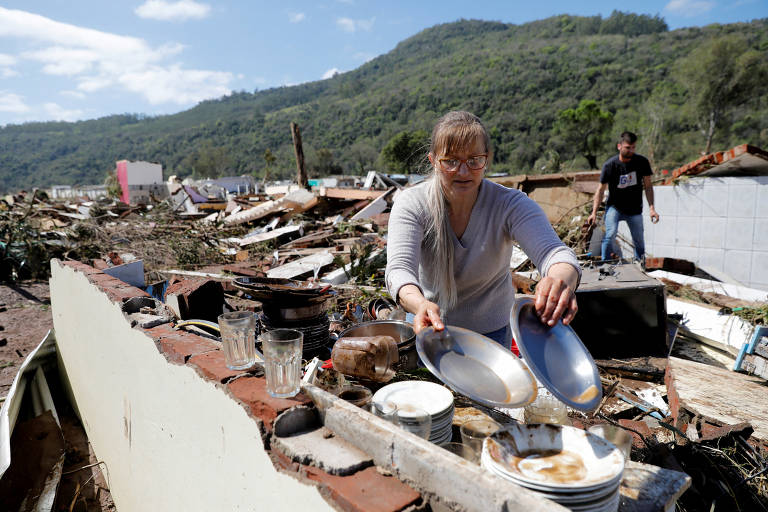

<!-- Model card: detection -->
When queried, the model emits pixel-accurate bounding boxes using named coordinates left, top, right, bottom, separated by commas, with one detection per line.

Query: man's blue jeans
left=601, top=206, right=645, bottom=261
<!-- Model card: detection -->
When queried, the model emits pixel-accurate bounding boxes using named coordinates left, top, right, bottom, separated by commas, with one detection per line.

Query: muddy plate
left=510, top=296, right=602, bottom=412
left=483, top=423, right=625, bottom=491
left=416, top=326, right=537, bottom=408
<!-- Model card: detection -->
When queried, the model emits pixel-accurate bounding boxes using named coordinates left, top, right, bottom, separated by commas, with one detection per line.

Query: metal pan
left=510, top=296, right=602, bottom=412
left=416, top=325, right=537, bottom=408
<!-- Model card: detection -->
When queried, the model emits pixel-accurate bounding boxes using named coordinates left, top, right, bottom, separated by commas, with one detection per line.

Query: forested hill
left=1, top=12, right=767, bottom=193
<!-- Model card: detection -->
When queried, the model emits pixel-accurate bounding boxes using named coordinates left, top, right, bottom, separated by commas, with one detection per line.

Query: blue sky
left=0, top=1, right=766, bottom=126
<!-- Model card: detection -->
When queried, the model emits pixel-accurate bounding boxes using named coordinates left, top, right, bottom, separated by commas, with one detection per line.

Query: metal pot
left=337, top=320, right=418, bottom=371
left=261, top=301, right=327, bottom=322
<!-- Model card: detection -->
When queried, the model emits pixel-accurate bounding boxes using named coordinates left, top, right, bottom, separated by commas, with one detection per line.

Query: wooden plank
left=667, top=356, right=768, bottom=442
left=238, top=225, right=301, bottom=247
left=319, top=188, right=386, bottom=200
left=267, top=251, right=335, bottom=279
left=619, top=461, right=691, bottom=512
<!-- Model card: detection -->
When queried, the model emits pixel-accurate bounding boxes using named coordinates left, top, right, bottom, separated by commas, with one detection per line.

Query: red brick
left=618, top=419, right=653, bottom=450
left=144, top=323, right=179, bottom=341
left=92, top=259, right=109, bottom=270
left=302, top=465, right=420, bottom=512
left=104, top=288, right=148, bottom=304
left=159, top=337, right=218, bottom=364
left=227, top=376, right=312, bottom=431
left=188, top=351, right=241, bottom=383
left=699, top=421, right=753, bottom=442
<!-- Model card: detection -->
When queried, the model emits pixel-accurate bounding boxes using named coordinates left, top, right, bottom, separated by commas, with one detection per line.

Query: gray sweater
left=385, top=179, right=580, bottom=333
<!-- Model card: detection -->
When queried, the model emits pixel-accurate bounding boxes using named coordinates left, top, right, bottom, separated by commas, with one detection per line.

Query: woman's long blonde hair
left=424, top=111, right=491, bottom=310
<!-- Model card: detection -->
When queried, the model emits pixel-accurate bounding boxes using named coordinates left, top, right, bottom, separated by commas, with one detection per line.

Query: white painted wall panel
left=700, top=217, right=726, bottom=249
left=724, top=250, right=753, bottom=283
left=728, top=184, right=757, bottom=218
left=725, top=217, right=754, bottom=251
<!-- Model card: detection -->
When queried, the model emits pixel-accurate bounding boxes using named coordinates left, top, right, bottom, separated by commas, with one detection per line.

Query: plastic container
left=331, top=335, right=398, bottom=382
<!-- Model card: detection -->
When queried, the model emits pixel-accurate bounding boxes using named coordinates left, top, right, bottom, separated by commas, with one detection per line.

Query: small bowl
left=338, top=384, right=372, bottom=408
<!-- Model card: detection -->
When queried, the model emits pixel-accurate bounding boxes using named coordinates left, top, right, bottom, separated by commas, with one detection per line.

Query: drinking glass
left=395, top=406, right=431, bottom=440
left=260, top=328, right=303, bottom=398
left=218, top=311, right=257, bottom=370
left=588, top=424, right=632, bottom=460
left=523, top=386, right=569, bottom=425
left=371, top=401, right=398, bottom=423
left=460, top=419, right=500, bottom=460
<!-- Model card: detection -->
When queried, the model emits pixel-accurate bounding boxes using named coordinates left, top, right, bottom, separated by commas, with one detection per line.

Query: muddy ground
left=0, top=281, right=54, bottom=398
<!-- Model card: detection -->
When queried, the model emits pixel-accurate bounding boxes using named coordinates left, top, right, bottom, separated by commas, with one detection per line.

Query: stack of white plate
left=371, top=381, right=454, bottom=445
left=481, top=424, right=625, bottom=512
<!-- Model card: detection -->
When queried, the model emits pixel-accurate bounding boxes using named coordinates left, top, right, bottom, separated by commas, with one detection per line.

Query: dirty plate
left=510, top=296, right=602, bottom=412
left=371, top=380, right=454, bottom=418
left=416, top=326, right=537, bottom=408
left=483, top=423, right=625, bottom=491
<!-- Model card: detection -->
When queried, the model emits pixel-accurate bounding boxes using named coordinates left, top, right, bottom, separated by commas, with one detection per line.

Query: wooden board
left=667, top=356, right=768, bottom=442
left=619, top=461, right=691, bottom=512
left=266, top=251, right=335, bottom=279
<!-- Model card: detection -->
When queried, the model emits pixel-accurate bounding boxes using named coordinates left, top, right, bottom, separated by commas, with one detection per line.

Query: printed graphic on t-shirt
left=618, top=171, right=637, bottom=189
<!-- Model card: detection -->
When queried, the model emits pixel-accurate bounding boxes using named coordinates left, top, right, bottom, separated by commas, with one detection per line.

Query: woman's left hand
left=534, top=264, right=579, bottom=326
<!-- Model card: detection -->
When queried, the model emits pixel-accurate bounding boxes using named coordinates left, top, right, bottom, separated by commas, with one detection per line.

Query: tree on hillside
left=262, top=148, right=276, bottom=184
left=553, top=100, right=614, bottom=169
left=676, top=35, right=768, bottom=154
left=348, top=140, right=378, bottom=174
left=379, top=130, right=429, bottom=174
left=308, top=148, right=342, bottom=177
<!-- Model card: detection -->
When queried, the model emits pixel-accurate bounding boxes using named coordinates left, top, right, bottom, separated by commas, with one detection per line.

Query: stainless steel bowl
left=416, top=326, right=537, bottom=408
left=338, top=320, right=415, bottom=347
left=510, top=296, right=603, bottom=412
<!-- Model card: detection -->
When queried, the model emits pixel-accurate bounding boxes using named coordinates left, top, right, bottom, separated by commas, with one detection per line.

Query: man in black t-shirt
left=587, top=131, right=659, bottom=262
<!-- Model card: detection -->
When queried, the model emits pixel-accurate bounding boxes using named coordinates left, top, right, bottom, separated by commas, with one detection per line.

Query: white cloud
left=0, top=91, right=29, bottom=113
left=0, top=7, right=232, bottom=107
left=61, top=90, right=86, bottom=99
left=135, top=0, right=211, bottom=22
left=336, top=17, right=375, bottom=33
left=289, top=12, right=305, bottom=23
left=322, top=68, right=340, bottom=79
left=43, top=102, right=83, bottom=121
left=0, top=53, right=18, bottom=77
left=664, top=0, right=716, bottom=15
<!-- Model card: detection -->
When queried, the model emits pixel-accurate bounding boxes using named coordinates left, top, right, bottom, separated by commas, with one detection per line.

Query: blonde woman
left=385, top=111, right=580, bottom=349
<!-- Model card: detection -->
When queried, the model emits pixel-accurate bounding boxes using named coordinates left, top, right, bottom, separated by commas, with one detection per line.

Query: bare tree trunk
left=585, top=154, right=598, bottom=170
left=290, top=122, right=308, bottom=189
left=704, top=110, right=716, bottom=155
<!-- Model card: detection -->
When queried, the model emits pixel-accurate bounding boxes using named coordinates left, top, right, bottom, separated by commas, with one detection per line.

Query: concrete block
left=754, top=219, right=768, bottom=251
left=725, top=217, right=754, bottom=251
left=698, top=248, right=725, bottom=272
left=728, top=184, right=757, bottom=218
left=655, top=217, right=677, bottom=245
left=675, top=216, right=700, bottom=247
left=654, top=186, right=677, bottom=217
left=750, top=252, right=768, bottom=289
left=676, top=186, right=702, bottom=217
left=724, top=250, right=753, bottom=284
left=699, top=184, right=728, bottom=217
left=273, top=426, right=373, bottom=476
left=757, top=184, right=768, bottom=218
left=700, top=217, right=726, bottom=249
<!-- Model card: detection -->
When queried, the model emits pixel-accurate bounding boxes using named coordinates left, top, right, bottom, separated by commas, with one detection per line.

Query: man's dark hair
left=619, top=131, right=637, bottom=144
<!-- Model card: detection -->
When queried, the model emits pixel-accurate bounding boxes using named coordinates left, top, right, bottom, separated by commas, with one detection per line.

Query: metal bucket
left=338, top=320, right=418, bottom=371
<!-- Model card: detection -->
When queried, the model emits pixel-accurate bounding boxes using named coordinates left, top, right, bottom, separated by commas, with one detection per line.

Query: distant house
left=198, top=176, right=258, bottom=198
left=49, top=184, right=108, bottom=200
left=116, top=160, right=168, bottom=205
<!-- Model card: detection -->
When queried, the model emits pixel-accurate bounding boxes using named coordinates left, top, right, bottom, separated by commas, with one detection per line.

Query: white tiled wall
left=642, top=176, right=768, bottom=291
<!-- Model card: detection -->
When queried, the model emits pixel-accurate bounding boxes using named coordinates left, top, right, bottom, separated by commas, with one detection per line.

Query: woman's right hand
left=412, top=300, right=445, bottom=334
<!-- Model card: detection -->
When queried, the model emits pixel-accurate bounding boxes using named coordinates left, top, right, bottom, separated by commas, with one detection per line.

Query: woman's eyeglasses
left=437, top=154, right=488, bottom=172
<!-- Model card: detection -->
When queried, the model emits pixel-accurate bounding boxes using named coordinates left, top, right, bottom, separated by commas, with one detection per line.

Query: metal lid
left=416, top=325, right=537, bottom=408
left=510, top=296, right=602, bottom=412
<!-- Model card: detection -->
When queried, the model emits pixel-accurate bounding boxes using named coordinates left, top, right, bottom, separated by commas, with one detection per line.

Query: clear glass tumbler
left=460, top=419, right=500, bottom=461
left=260, top=328, right=304, bottom=398
left=371, top=401, right=398, bottom=423
left=218, top=311, right=257, bottom=370
left=523, top=386, right=569, bottom=425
